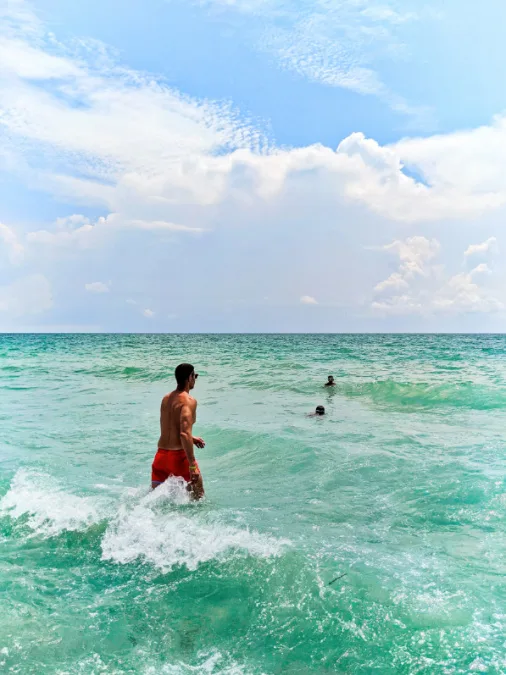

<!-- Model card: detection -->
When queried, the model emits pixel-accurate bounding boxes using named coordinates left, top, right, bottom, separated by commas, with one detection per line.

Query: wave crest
left=336, top=379, right=506, bottom=409
left=1, top=471, right=288, bottom=572
left=0, top=469, right=105, bottom=536
left=101, top=481, right=288, bottom=572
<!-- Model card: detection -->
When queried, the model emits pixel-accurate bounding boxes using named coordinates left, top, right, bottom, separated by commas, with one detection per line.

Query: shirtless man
left=151, top=363, right=205, bottom=499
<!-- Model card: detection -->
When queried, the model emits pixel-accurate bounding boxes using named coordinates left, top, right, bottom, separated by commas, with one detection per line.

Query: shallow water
left=1, top=334, right=506, bottom=674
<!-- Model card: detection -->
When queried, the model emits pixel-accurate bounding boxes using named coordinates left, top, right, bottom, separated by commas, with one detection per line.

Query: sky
left=1, top=0, right=506, bottom=332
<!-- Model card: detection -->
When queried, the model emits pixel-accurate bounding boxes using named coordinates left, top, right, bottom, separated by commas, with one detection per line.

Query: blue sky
left=1, top=0, right=506, bottom=331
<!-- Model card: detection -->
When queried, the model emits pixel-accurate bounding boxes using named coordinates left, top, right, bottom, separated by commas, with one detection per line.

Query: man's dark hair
left=175, top=363, right=194, bottom=388
left=316, top=405, right=325, bottom=415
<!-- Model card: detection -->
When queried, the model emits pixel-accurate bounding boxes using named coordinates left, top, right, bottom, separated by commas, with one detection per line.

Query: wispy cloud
left=0, top=1, right=265, bottom=216
left=199, top=0, right=435, bottom=125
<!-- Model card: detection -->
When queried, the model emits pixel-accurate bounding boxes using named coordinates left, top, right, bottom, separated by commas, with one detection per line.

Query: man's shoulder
left=179, top=392, right=196, bottom=405
left=163, top=390, right=184, bottom=405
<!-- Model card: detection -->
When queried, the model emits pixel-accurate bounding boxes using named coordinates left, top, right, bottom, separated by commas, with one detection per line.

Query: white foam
left=143, top=650, right=262, bottom=675
left=58, top=651, right=261, bottom=675
left=55, top=652, right=110, bottom=674
left=101, top=480, right=288, bottom=572
left=0, top=469, right=106, bottom=537
left=1, top=471, right=288, bottom=569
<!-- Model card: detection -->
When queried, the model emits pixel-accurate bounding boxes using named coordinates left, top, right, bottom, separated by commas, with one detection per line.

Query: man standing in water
left=151, top=363, right=205, bottom=499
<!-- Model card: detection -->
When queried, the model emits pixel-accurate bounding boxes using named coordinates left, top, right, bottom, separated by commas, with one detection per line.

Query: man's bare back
left=151, top=363, right=205, bottom=499
left=158, top=390, right=197, bottom=450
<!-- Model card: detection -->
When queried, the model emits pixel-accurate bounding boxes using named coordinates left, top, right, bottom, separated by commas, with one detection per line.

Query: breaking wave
left=0, top=471, right=288, bottom=573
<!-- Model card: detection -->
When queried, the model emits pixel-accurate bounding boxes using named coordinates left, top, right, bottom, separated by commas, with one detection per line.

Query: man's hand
left=188, top=464, right=204, bottom=500
left=190, top=473, right=204, bottom=500
left=193, top=436, right=205, bottom=448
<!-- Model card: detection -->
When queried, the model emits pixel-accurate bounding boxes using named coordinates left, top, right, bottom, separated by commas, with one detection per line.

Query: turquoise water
left=1, top=334, right=506, bottom=674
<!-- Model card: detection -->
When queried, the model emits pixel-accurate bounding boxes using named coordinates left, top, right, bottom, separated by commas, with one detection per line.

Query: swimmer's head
left=327, top=376, right=335, bottom=384
left=315, top=405, right=325, bottom=415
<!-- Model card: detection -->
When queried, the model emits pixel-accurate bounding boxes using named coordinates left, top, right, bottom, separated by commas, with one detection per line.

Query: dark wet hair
left=315, top=405, right=325, bottom=415
left=175, top=363, right=194, bottom=387
left=328, top=375, right=334, bottom=380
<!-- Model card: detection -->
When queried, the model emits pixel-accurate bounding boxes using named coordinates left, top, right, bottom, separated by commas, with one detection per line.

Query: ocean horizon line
left=1, top=331, right=506, bottom=337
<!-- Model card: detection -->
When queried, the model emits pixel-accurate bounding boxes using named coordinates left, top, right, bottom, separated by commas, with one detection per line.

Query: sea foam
left=101, top=479, right=288, bottom=572
left=0, top=469, right=106, bottom=536
left=0, top=470, right=288, bottom=570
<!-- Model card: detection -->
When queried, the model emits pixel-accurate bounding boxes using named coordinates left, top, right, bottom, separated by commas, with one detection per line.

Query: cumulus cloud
left=381, top=236, right=439, bottom=274
left=85, top=281, right=110, bottom=293
left=470, top=263, right=491, bottom=276
left=0, top=274, right=52, bottom=317
left=372, top=237, right=503, bottom=316
left=432, top=272, right=503, bottom=314
left=2, top=2, right=506, bottom=244
left=300, top=295, right=318, bottom=305
left=2, top=2, right=506, bottom=330
left=143, top=309, right=155, bottom=318
left=464, top=237, right=498, bottom=258
left=374, top=236, right=440, bottom=296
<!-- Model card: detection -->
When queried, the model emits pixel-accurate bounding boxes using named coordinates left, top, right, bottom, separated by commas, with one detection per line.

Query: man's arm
left=180, top=404, right=196, bottom=466
left=180, top=403, right=204, bottom=499
left=191, top=400, right=205, bottom=448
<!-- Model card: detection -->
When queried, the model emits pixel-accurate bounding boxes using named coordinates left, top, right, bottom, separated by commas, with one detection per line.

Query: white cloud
left=381, top=236, right=439, bottom=274
left=143, top=308, right=155, bottom=318
left=374, top=236, right=440, bottom=296
left=0, top=274, right=52, bottom=317
left=3, top=2, right=506, bottom=331
left=470, top=263, right=491, bottom=276
left=372, top=237, right=503, bottom=316
left=0, top=222, right=24, bottom=264
left=464, top=237, right=498, bottom=258
left=0, top=4, right=263, bottom=248
left=374, top=272, right=409, bottom=293
left=85, top=281, right=110, bottom=293
left=27, top=215, right=95, bottom=249
left=26, top=214, right=202, bottom=251
left=129, top=220, right=204, bottom=233
left=265, top=23, right=385, bottom=96
left=395, top=117, right=506, bottom=200
left=202, top=0, right=432, bottom=124
left=432, top=273, right=503, bottom=314
left=2, top=3, right=506, bottom=257
left=300, top=295, right=318, bottom=305
left=0, top=37, right=81, bottom=79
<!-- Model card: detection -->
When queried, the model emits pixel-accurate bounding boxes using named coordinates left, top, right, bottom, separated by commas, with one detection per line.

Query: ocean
left=1, top=334, right=505, bottom=674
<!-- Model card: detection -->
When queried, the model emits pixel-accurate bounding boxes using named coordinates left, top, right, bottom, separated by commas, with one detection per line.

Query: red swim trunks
left=151, top=449, right=197, bottom=484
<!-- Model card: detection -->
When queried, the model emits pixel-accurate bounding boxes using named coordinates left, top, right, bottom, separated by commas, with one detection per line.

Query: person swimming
left=308, top=405, right=325, bottom=417
left=325, top=376, right=335, bottom=387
